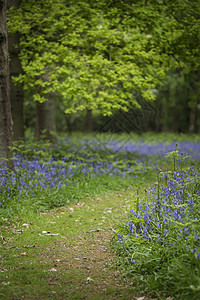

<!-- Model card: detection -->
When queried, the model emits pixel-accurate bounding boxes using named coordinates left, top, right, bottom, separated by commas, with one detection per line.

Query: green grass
left=0, top=172, right=155, bottom=223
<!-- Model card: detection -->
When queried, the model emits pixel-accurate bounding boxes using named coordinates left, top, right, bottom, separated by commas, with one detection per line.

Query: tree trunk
left=86, top=109, right=93, bottom=132
left=188, top=102, right=197, bottom=133
left=8, top=0, right=24, bottom=141
left=0, top=0, right=13, bottom=166
left=65, top=115, right=72, bottom=133
left=35, top=93, right=56, bottom=142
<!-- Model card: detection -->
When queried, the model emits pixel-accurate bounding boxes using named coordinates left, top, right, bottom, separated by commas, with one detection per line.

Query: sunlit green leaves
left=7, top=0, right=200, bottom=115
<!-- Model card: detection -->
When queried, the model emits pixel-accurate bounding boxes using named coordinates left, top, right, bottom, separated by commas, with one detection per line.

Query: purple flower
left=191, top=248, right=197, bottom=253
left=131, top=258, right=135, bottom=264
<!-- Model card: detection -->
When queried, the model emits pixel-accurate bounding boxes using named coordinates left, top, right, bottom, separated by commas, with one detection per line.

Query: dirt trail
left=38, top=191, right=137, bottom=299
left=50, top=230, right=134, bottom=299
left=1, top=189, right=149, bottom=299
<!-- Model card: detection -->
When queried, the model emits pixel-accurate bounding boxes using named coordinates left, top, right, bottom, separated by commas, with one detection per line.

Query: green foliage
left=112, top=151, right=200, bottom=299
left=154, top=69, right=200, bottom=133
left=7, top=0, right=175, bottom=115
left=159, top=0, right=200, bottom=71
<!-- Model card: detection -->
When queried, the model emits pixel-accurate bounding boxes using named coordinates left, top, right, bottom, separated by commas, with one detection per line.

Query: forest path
left=0, top=188, right=148, bottom=299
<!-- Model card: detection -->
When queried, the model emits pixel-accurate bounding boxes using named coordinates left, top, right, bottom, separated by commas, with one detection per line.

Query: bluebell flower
left=131, top=258, right=135, bottom=264
left=191, top=248, right=197, bottom=253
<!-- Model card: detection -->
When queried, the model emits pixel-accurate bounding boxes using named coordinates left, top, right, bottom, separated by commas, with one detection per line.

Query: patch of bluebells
left=74, top=139, right=200, bottom=175
left=0, top=150, right=142, bottom=208
left=124, top=141, right=200, bottom=160
left=115, top=166, right=200, bottom=264
left=0, top=138, right=199, bottom=209
left=88, top=139, right=200, bottom=161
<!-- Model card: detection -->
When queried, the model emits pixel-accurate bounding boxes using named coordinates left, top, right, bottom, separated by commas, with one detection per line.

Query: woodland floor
left=0, top=188, right=156, bottom=300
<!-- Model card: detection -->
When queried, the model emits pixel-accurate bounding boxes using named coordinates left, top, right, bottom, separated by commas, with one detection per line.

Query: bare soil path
left=0, top=188, right=149, bottom=299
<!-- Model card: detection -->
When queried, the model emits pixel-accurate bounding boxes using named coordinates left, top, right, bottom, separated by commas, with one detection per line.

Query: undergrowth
left=112, top=149, right=200, bottom=299
left=0, top=134, right=155, bottom=222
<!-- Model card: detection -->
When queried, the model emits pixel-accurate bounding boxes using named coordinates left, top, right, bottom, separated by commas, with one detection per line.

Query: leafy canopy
left=8, top=0, right=200, bottom=115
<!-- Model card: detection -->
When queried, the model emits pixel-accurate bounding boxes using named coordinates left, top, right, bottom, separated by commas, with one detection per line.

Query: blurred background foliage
left=23, top=68, right=200, bottom=135
left=7, top=0, right=200, bottom=140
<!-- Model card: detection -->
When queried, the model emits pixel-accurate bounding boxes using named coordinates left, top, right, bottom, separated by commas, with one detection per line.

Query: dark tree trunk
left=188, top=102, right=197, bottom=133
left=0, top=0, right=13, bottom=166
left=65, top=115, right=72, bottom=133
left=35, top=93, right=56, bottom=141
left=8, top=0, right=24, bottom=141
left=188, top=71, right=199, bottom=134
left=86, top=109, right=93, bottom=132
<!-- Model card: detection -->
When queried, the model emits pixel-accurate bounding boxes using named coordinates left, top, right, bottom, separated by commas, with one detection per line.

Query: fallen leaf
left=20, top=252, right=28, bottom=256
left=0, top=235, right=6, bottom=242
left=9, top=245, right=17, bottom=249
left=86, top=277, right=93, bottom=282
left=15, top=230, right=23, bottom=234
left=49, top=268, right=57, bottom=272
left=22, top=223, right=29, bottom=228
left=103, top=210, right=112, bottom=213
left=1, top=282, right=10, bottom=286
left=46, top=233, right=60, bottom=236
